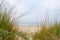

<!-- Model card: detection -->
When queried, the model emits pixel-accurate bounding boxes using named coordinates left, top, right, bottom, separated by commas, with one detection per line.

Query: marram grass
left=0, top=2, right=19, bottom=40
left=32, top=23, right=60, bottom=40
left=0, top=1, right=29, bottom=40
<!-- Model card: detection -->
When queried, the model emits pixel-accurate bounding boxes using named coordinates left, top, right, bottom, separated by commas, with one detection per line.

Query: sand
left=17, top=26, right=41, bottom=33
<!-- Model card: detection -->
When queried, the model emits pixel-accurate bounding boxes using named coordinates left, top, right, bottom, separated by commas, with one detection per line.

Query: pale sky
left=0, top=0, right=60, bottom=26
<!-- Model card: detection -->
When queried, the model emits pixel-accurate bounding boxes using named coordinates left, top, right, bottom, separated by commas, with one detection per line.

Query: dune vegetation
left=0, top=1, right=29, bottom=40
left=0, top=0, right=60, bottom=40
left=32, top=22, right=60, bottom=40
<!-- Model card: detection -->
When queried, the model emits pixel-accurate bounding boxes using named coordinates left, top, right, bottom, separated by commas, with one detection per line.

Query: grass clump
left=0, top=1, right=30, bottom=40
left=32, top=22, right=60, bottom=40
left=0, top=1, right=20, bottom=40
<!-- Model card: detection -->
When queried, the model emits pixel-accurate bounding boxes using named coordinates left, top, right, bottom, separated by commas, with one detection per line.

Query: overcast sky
left=0, top=0, right=60, bottom=26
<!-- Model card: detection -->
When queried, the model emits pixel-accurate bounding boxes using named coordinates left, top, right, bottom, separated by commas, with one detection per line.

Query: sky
left=0, top=0, right=60, bottom=26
